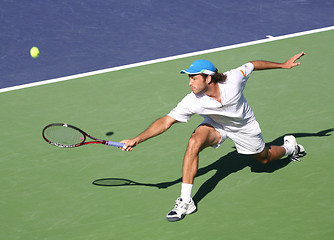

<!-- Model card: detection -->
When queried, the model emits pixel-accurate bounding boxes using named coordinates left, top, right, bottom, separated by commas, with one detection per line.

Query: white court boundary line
left=1, top=26, right=334, bottom=93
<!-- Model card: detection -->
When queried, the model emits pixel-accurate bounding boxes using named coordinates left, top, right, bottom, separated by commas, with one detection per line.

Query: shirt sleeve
left=228, top=62, right=254, bottom=90
left=167, top=94, right=194, bottom=123
left=236, top=62, right=254, bottom=79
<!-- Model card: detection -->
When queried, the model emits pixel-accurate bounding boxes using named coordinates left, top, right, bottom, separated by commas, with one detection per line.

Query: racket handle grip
left=106, top=141, right=125, bottom=148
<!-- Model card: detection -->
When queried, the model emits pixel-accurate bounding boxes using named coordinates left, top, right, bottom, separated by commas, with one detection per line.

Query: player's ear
left=206, top=75, right=213, bottom=84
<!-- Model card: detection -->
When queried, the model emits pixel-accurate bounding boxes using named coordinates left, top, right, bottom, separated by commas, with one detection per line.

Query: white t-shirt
left=168, top=62, right=259, bottom=133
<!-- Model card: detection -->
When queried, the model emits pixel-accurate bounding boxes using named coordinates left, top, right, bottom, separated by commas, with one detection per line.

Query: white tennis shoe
left=166, top=197, right=197, bottom=222
left=283, top=135, right=306, bottom=161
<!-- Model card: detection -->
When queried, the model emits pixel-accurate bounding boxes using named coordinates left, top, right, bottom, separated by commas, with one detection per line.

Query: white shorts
left=200, top=117, right=265, bottom=155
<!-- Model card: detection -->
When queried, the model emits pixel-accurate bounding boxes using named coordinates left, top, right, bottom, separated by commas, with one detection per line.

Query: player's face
left=188, top=74, right=208, bottom=94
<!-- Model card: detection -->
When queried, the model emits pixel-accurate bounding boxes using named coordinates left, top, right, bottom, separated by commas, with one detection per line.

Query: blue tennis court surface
left=1, top=0, right=334, bottom=89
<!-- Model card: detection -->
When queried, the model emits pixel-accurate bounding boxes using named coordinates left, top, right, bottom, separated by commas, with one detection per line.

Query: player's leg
left=166, top=124, right=221, bottom=222
left=182, top=124, right=222, bottom=184
left=252, top=145, right=286, bottom=164
left=253, top=135, right=306, bottom=163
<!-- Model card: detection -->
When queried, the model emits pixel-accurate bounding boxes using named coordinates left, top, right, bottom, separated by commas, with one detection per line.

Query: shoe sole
left=290, top=144, right=306, bottom=161
left=166, top=205, right=197, bottom=222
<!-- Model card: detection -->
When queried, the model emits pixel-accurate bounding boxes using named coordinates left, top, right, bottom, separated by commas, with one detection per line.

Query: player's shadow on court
left=94, top=129, right=333, bottom=205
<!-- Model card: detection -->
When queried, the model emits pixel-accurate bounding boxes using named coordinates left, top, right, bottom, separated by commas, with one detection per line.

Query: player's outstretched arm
left=120, top=115, right=178, bottom=151
left=251, top=52, right=305, bottom=71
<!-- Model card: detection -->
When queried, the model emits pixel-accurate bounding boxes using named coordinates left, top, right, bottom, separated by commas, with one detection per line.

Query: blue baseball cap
left=180, top=59, right=217, bottom=75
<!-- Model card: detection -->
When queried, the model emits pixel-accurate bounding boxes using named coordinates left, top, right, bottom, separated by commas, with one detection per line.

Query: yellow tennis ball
left=30, top=47, right=40, bottom=58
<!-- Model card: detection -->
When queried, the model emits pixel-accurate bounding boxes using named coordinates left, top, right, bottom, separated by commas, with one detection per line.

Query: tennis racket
left=42, top=123, right=125, bottom=148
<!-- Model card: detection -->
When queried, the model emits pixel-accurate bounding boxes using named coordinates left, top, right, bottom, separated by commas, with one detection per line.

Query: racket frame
left=42, top=123, right=124, bottom=148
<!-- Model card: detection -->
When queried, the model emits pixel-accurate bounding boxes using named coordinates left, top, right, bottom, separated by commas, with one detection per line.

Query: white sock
left=283, top=145, right=293, bottom=156
left=180, top=183, right=193, bottom=203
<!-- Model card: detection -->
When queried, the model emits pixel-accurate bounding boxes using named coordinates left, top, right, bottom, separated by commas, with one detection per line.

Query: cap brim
left=180, top=69, right=200, bottom=74
left=180, top=69, right=215, bottom=75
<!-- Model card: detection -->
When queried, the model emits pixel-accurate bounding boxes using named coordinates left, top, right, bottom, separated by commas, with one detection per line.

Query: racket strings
left=44, top=125, right=85, bottom=146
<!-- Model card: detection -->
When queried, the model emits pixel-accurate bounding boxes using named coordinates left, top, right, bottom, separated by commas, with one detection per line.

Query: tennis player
left=120, top=52, right=306, bottom=222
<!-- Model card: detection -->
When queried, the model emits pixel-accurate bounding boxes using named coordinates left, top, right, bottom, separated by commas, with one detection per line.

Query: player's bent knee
left=253, top=146, right=273, bottom=164
left=187, top=135, right=200, bottom=149
left=187, top=134, right=205, bottom=153
left=253, top=151, right=270, bottom=164
left=256, top=158, right=269, bottom=164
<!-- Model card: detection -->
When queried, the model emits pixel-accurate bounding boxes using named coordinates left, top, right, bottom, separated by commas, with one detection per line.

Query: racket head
left=42, top=123, right=86, bottom=148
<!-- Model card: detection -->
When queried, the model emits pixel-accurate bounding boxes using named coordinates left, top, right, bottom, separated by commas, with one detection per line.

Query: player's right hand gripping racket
left=42, top=123, right=125, bottom=148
